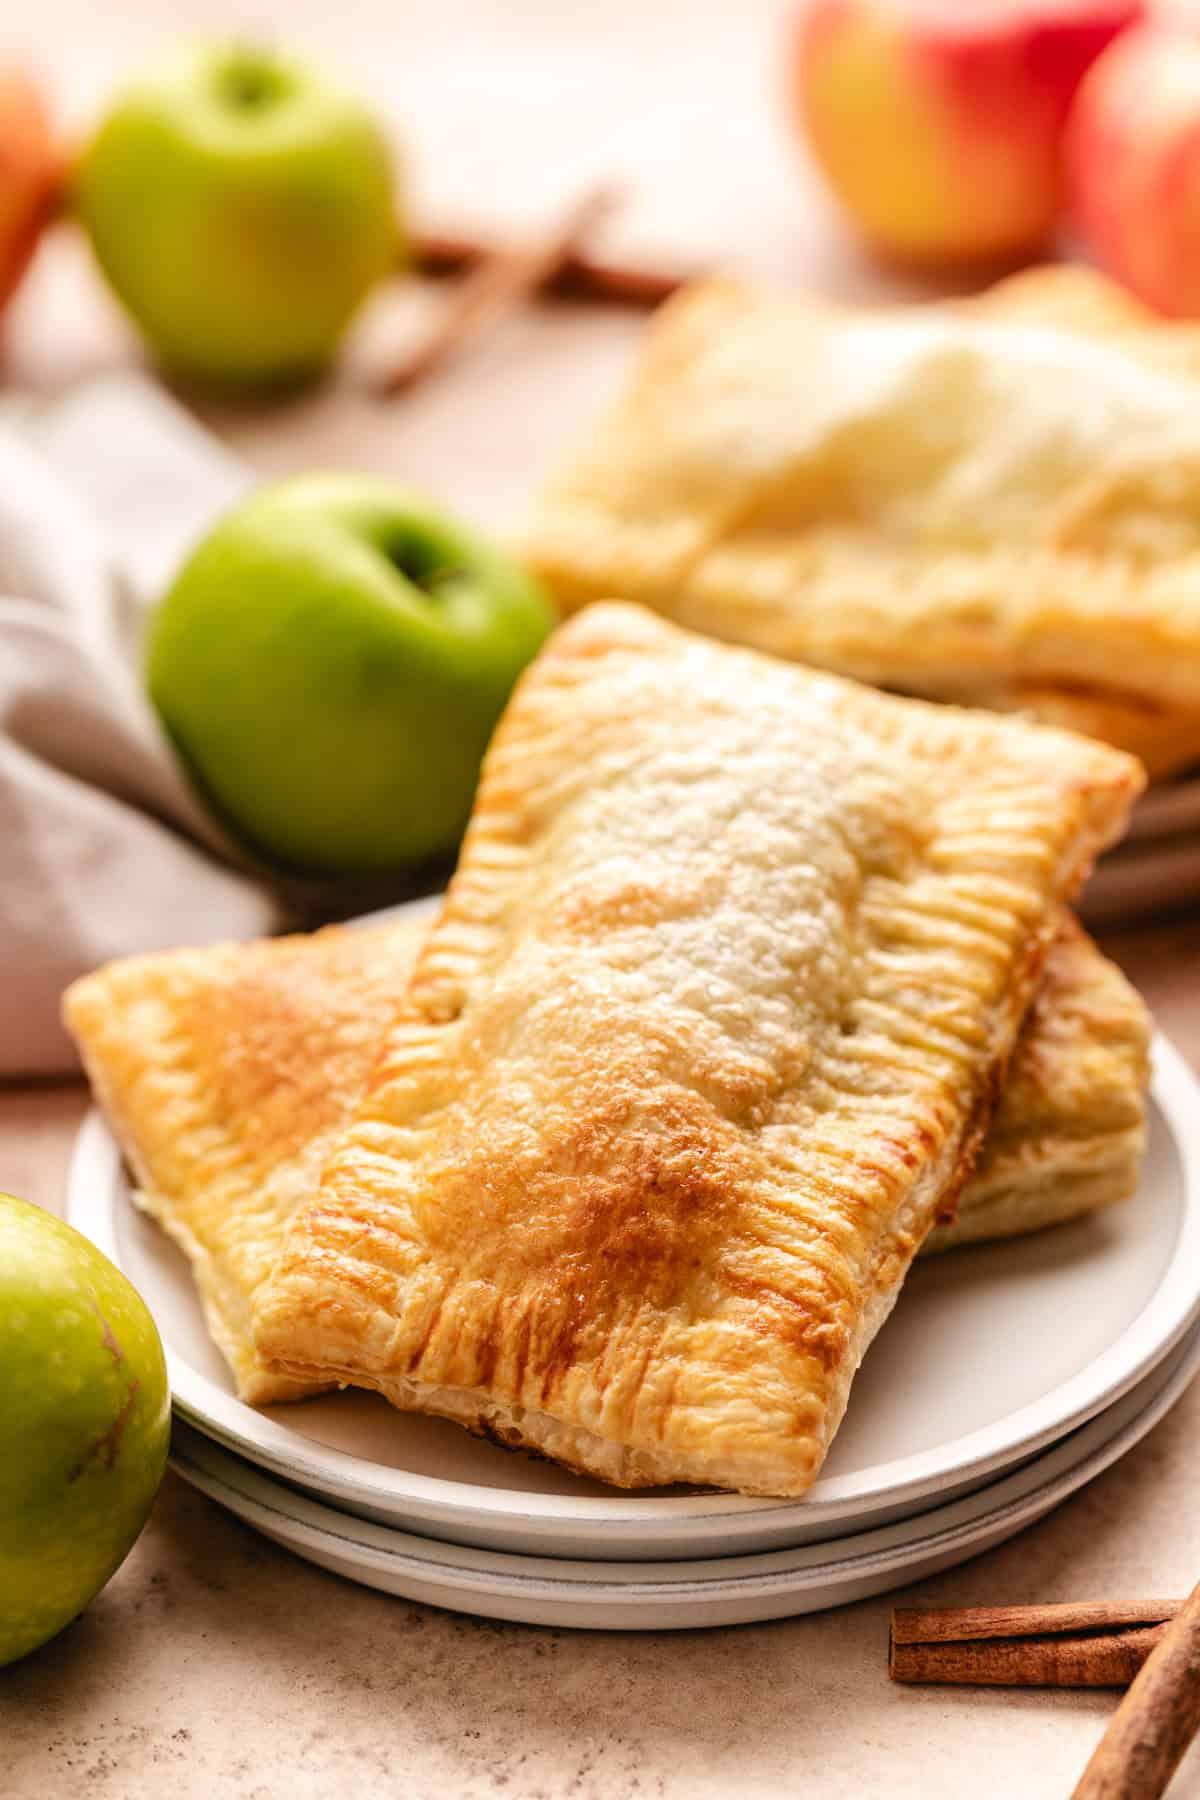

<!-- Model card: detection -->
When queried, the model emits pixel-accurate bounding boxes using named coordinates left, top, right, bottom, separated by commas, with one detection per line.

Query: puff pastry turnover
left=253, top=603, right=1141, bottom=1496
left=922, top=914, right=1149, bottom=1255
left=64, top=908, right=1143, bottom=1406
left=63, top=918, right=425, bottom=1403
left=524, top=267, right=1200, bottom=775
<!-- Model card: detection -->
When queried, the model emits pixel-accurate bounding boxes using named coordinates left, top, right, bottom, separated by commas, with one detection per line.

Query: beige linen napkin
left=0, top=373, right=277, bottom=1077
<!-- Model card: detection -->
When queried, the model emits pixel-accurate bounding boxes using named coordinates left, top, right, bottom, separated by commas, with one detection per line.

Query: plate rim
left=169, top=1320, right=1200, bottom=1605
left=67, top=1016, right=1200, bottom=1548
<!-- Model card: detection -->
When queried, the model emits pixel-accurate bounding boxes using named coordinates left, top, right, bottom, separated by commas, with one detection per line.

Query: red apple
left=0, top=70, right=62, bottom=313
left=791, top=0, right=1144, bottom=266
left=1067, top=24, right=1200, bottom=317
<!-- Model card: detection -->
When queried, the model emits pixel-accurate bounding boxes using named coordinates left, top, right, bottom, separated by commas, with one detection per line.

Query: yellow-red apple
left=0, top=70, right=61, bottom=313
left=791, top=0, right=1143, bottom=265
left=1067, top=25, right=1200, bottom=317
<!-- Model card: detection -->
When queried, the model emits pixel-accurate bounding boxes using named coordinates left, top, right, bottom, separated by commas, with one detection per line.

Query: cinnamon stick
left=891, top=1602, right=1181, bottom=1689
left=414, top=226, right=693, bottom=308
left=374, top=185, right=622, bottom=397
left=1071, top=1578, right=1200, bottom=1800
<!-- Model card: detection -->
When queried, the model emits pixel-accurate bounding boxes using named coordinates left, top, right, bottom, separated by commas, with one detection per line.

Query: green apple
left=0, top=1194, right=169, bottom=1668
left=146, top=475, right=555, bottom=874
left=74, top=44, right=397, bottom=388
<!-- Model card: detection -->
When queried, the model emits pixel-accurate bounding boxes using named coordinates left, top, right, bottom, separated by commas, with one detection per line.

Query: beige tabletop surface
left=4, top=3, right=1200, bottom=1796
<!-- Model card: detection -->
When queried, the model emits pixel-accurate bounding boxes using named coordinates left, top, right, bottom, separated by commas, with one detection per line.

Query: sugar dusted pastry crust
left=254, top=604, right=1141, bottom=1497
left=63, top=908, right=1143, bottom=1414
left=63, top=905, right=1148, bottom=1405
left=62, top=920, right=426, bottom=1403
left=523, top=267, right=1200, bottom=775
left=922, top=916, right=1149, bottom=1255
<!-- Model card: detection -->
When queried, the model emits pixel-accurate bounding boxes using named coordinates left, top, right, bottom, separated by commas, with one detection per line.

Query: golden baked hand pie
left=253, top=603, right=1141, bottom=1496
left=523, top=268, right=1200, bottom=776
left=64, top=910, right=1143, bottom=1404
left=922, top=915, right=1149, bottom=1256
left=63, top=918, right=425, bottom=1403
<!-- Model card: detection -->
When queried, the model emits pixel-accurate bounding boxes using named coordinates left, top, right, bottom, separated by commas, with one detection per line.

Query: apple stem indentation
left=213, top=51, right=288, bottom=114
left=384, top=537, right=463, bottom=602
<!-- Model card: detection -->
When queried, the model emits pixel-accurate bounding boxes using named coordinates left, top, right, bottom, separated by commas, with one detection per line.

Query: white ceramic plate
left=67, top=1012, right=1200, bottom=1560
left=169, top=1322, right=1200, bottom=1630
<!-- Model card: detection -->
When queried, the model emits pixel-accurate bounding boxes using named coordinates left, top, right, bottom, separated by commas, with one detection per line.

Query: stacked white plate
left=68, top=1032, right=1200, bottom=1630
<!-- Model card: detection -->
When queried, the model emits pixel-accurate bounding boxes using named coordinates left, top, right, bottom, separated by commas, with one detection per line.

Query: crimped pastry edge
left=68, top=1026, right=311, bottom=1405
left=261, top=1000, right=1018, bottom=1498
left=256, top=611, right=1141, bottom=1496
left=922, top=1135, right=1145, bottom=1255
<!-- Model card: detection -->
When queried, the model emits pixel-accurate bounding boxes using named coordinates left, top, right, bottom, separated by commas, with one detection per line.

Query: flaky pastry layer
left=523, top=267, right=1200, bottom=775
left=63, top=919, right=425, bottom=1402
left=64, top=904, right=1146, bottom=1406
left=923, top=915, right=1149, bottom=1254
left=254, top=604, right=1141, bottom=1495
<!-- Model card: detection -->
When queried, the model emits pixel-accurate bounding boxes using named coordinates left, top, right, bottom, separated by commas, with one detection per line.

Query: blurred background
left=6, top=0, right=1198, bottom=516
left=8, top=0, right=1200, bottom=488
left=29, top=0, right=1116, bottom=537
left=3, top=0, right=834, bottom=529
